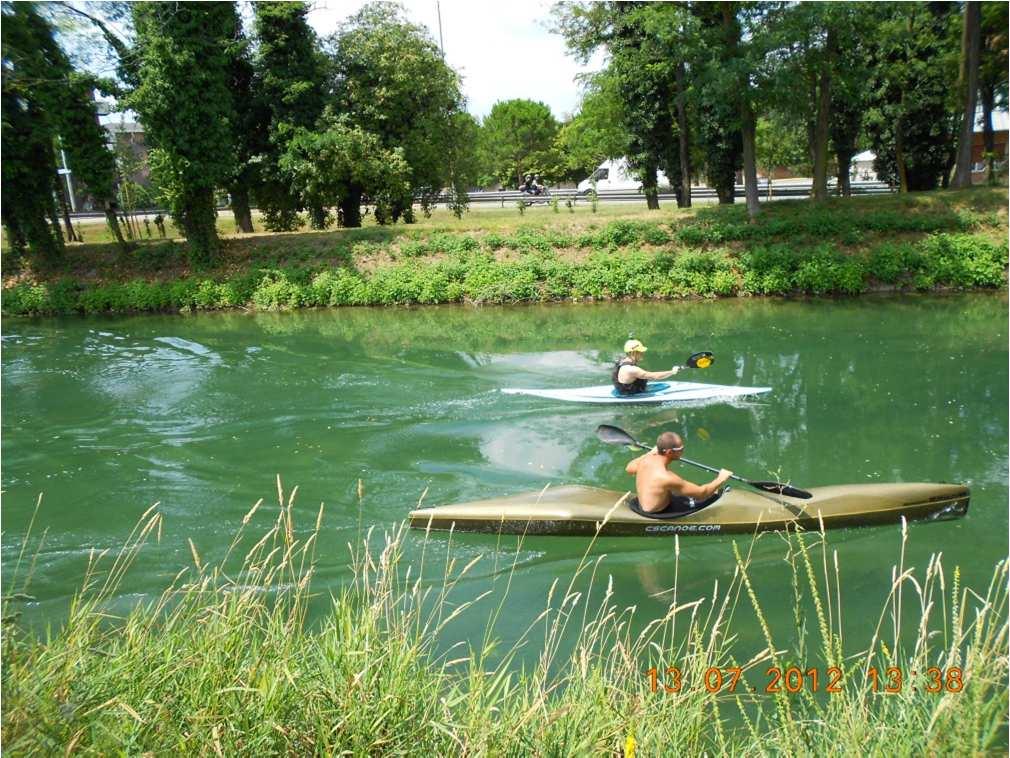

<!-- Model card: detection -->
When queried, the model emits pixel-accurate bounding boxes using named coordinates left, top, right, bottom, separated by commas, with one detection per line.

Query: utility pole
left=436, top=0, right=444, bottom=57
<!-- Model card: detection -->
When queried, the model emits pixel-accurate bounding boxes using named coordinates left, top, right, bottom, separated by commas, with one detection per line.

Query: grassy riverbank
left=3, top=188, right=1007, bottom=316
left=3, top=488, right=1007, bottom=754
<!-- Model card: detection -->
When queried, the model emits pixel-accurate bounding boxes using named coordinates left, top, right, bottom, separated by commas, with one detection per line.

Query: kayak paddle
left=595, top=424, right=813, bottom=500
left=680, top=351, right=714, bottom=370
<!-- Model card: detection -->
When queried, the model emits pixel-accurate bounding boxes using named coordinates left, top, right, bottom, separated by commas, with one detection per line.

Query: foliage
left=252, top=1, right=327, bottom=231
left=555, top=71, right=627, bottom=182
left=326, top=3, right=472, bottom=221
left=128, top=2, right=240, bottom=266
left=755, top=114, right=808, bottom=179
left=279, top=117, right=411, bottom=229
left=0, top=2, right=71, bottom=261
left=863, top=3, right=961, bottom=191
left=689, top=2, right=744, bottom=204
left=5, top=229, right=1004, bottom=316
left=478, top=99, right=561, bottom=188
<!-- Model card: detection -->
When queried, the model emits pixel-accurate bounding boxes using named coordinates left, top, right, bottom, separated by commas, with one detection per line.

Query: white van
left=577, top=158, right=670, bottom=195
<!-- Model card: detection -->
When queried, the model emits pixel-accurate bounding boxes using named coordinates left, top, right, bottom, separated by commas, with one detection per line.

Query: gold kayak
left=408, top=483, right=969, bottom=537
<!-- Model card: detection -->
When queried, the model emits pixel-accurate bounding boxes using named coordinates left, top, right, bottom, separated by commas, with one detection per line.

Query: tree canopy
left=478, top=99, right=561, bottom=189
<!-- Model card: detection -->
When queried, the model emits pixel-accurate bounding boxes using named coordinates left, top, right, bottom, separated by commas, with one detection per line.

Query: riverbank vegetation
left=3, top=487, right=1007, bottom=754
left=3, top=189, right=1007, bottom=316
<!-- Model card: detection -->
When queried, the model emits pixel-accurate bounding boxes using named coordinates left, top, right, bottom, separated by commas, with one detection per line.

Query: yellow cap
left=623, top=339, right=647, bottom=353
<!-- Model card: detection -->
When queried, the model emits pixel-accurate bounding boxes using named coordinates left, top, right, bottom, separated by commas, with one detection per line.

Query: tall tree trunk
left=103, top=201, right=130, bottom=252
left=642, top=160, right=660, bottom=210
left=836, top=150, right=853, bottom=197
left=308, top=203, right=329, bottom=230
left=230, top=185, right=254, bottom=233
left=951, top=1, right=982, bottom=188
left=895, top=115, right=909, bottom=193
left=812, top=30, right=836, bottom=202
left=57, top=180, right=79, bottom=242
left=980, top=82, right=995, bottom=184
left=740, top=100, right=760, bottom=220
left=178, top=189, right=220, bottom=268
left=675, top=59, right=692, bottom=208
left=339, top=186, right=363, bottom=228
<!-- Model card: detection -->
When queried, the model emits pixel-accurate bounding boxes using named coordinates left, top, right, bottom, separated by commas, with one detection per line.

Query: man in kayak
left=613, top=339, right=682, bottom=395
left=625, top=432, right=732, bottom=513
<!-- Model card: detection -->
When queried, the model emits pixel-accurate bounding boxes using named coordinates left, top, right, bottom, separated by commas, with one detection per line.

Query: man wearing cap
left=625, top=431, right=732, bottom=513
left=612, top=339, right=682, bottom=396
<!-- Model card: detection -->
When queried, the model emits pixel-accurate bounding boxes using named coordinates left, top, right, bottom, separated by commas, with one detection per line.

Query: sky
left=305, top=0, right=606, bottom=120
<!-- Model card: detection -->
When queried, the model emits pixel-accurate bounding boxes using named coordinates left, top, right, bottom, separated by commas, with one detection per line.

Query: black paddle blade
left=596, top=424, right=642, bottom=448
left=686, top=351, right=715, bottom=369
left=751, top=481, right=813, bottom=499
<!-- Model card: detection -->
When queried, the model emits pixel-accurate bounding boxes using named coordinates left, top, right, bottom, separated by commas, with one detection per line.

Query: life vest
left=613, top=357, right=648, bottom=395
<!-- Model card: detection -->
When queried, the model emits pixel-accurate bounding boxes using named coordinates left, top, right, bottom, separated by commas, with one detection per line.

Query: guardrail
left=462, top=182, right=893, bottom=206
left=68, top=182, right=894, bottom=219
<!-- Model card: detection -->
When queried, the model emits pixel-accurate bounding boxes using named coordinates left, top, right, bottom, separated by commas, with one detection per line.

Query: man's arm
left=667, top=469, right=733, bottom=499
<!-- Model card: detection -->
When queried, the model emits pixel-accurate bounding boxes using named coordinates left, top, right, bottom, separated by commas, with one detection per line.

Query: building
left=971, top=108, right=1009, bottom=180
left=61, top=107, right=153, bottom=213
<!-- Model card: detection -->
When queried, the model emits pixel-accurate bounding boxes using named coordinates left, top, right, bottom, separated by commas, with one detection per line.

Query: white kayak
left=500, top=380, right=771, bottom=404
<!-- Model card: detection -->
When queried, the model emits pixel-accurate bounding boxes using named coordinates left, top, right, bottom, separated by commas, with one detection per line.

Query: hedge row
left=3, top=234, right=1005, bottom=316
left=372, top=208, right=1001, bottom=260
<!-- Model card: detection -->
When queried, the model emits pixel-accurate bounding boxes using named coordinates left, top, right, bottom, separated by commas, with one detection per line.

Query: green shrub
left=251, top=272, right=303, bottom=310
left=398, top=240, right=429, bottom=258
left=4, top=282, right=51, bottom=314
left=919, top=234, right=1008, bottom=288
left=867, top=242, right=917, bottom=284
left=641, top=224, right=671, bottom=245
left=712, top=269, right=739, bottom=296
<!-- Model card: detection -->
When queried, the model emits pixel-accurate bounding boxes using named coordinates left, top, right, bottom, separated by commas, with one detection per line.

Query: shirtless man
left=625, top=431, right=732, bottom=513
left=613, top=339, right=682, bottom=396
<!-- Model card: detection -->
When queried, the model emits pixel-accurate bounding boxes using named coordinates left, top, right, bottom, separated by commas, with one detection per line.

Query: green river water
left=3, top=293, right=1007, bottom=669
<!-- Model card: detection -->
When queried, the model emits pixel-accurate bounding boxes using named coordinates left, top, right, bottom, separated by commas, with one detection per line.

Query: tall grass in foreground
left=3, top=482, right=1007, bottom=755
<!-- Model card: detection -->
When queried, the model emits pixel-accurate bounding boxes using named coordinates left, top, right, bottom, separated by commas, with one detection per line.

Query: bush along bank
left=3, top=233, right=1007, bottom=316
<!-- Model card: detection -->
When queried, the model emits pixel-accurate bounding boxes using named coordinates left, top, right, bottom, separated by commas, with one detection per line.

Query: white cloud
left=307, top=0, right=605, bottom=121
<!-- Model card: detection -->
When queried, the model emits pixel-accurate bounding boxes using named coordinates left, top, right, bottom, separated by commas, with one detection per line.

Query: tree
left=128, top=2, right=239, bottom=266
left=225, top=17, right=265, bottom=233
left=555, top=72, right=627, bottom=184
left=827, top=7, right=878, bottom=196
left=1, top=1, right=129, bottom=260
left=280, top=116, right=411, bottom=229
left=690, top=1, right=743, bottom=205
left=763, top=2, right=876, bottom=202
left=722, top=2, right=761, bottom=219
left=553, top=2, right=684, bottom=209
left=608, top=3, right=678, bottom=210
left=443, top=111, right=480, bottom=217
left=951, top=1, right=982, bottom=188
left=1, top=3, right=65, bottom=261
left=326, top=3, right=471, bottom=222
left=57, top=73, right=131, bottom=251
left=978, top=2, right=1009, bottom=183
left=478, top=99, right=560, bottom=188
left=864, top=3, right=960, bottom=192
left=755, top=114, right=806, bottom=198
left=252, top=1, right=327, bottom=231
